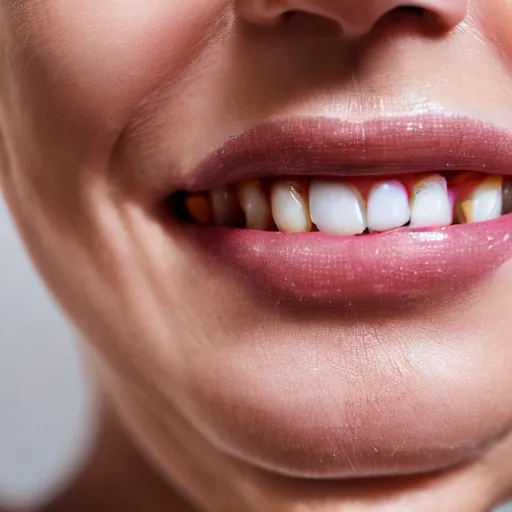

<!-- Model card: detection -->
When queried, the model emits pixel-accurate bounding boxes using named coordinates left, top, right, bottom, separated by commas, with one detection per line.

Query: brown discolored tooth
left=185, top=192, right=213, bottom=225
left=503, top=178, right=512, bottom=215
left=237, top=179, right=272, bottom=230
left=210, top=186, right=243, bottom=226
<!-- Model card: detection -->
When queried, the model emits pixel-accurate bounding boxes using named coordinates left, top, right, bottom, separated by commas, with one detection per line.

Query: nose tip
left=238, top=0, right=468, bottom=37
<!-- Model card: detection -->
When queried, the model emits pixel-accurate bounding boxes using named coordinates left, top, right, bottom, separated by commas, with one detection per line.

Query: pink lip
left=181, top=114, right=512, bottom=192
left=190, top=220, right=511, bottom=305
left=180, top=114, right=512, bottom=304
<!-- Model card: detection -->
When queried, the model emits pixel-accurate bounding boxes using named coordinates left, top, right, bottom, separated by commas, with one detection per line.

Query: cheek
left=478, top=1, right=512, bottom=59
left=7, top=0, right=225, bottom=140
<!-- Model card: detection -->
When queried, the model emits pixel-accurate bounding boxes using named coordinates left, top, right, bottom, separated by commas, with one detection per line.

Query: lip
left=181, top=114, right=512, bottom=192
left=178, top=114, right=512, bottom=305
left=187, top=219, right=511, bottom=305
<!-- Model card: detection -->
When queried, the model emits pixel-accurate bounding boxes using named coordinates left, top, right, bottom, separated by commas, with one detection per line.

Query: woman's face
left=1, top=1, right=512, bottom=510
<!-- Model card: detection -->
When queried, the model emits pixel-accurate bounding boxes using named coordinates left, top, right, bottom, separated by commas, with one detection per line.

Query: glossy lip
left=180, top=114, right=512, bottom=192
left=179, top=114, right=512, bottom=305
left=188, top=220, right=512, bottom=306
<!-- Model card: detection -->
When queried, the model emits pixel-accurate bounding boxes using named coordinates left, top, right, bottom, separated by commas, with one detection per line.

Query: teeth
left=210, top=186, right=242, bottom=226
left=455, top=176, right=503, bottom=224
left=270, top=180, right=311, bottom=233
left=237, top=179, right=272, bottom=230
left=183, top=173, right=509, bottom=233
left=367, top=180, right=410, bottom=232
left=185, top=193, right=213, bottom=225
left=410, top=175, right=452, bottom=228
left=309, top=180, right=366, bottom=236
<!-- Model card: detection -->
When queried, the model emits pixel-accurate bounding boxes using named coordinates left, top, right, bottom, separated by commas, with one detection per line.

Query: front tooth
left=271, top=181, right=311, bottom=233
left=367, top=180, right=410, bottom=232
left=210, top=186, right=242, bottom=226
left=410, top=175, right=452, bottom=228
left=455, top=176, right=503, bottom=224
left=237, top=179, right=272, bottom=230
left=309, top=180, right=366, bottom=236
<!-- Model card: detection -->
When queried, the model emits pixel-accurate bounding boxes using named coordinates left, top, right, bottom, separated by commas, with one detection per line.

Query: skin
left=1, top=0, right=512, bottom=510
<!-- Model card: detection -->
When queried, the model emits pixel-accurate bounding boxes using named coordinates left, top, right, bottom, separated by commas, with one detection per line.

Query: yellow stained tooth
left=185, top=193, right=213, bottom=225
left=454, top=200, right=472, bottom=224
left=237, top=179, right=272, bottom=230
left=454, top=175, right=503, bottom=224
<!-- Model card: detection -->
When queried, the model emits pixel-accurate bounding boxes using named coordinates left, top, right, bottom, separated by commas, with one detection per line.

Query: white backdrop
left=0, top=199, right=95, bottom=510
left=0, top=197, right=511, bottom=511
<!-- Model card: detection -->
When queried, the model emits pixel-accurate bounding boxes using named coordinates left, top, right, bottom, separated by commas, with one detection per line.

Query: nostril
left=395, top=5, right=424, bottom=15
left=370, top=4, right=451, bottom=35
left=385, top=4, right=459, bottom=32
left=386, top=5, right=426, bottom=22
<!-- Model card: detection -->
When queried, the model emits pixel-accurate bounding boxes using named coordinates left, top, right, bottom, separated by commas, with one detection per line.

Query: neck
left=46, top=398, right=197, bottom=512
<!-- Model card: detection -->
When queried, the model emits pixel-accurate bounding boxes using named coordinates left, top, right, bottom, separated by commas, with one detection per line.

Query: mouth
left=167, top=114, right=512, bottom=304
left=154, top=114, right=512, bottom=480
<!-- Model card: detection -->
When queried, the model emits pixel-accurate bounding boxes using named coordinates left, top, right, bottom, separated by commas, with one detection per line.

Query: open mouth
left=155, top=115, right=512, bottom=479
left=173, top=172, right=512, bottom=235
left=163, top=114, right=512, bottom=306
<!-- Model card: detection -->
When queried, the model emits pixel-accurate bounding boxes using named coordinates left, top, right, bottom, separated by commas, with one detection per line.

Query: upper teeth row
left=184, top=174, right=510, bottom=235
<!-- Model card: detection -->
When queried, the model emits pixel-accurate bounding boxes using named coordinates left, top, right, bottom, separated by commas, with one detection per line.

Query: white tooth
left=410, top=175, right=452, bottom=228
left=210, top=186, right=241, bottom=226
left=367, top=180, right=410, bottom=232
left=270, top=181, right=311, bottom=233
left=456, top=176, right=503, bottom=224
left=237, top=180, right=272, bottom=230
left=309, top=180, right=366, bottom=236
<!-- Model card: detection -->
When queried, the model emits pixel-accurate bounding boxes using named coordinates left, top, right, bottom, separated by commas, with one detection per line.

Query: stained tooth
left=210, top=186, right=242, bottom=226
left=367, top=180, right=410, bottom=232
left=185, top=193, right=213, bottom=225
left=455, top=176, right=503, bottom=224
left=309, top=180, right=366, bottom=236
left=409, top=174, right=452, bottom=228
left=270, top=181, right=311, bottom=233
left=237, top=179, right=272, bottom=230
left=503, top=178, right=512, bottom=215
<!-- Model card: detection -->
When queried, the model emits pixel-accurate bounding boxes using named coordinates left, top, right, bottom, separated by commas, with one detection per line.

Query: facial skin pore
left=1, top=1, right=512, bottom=511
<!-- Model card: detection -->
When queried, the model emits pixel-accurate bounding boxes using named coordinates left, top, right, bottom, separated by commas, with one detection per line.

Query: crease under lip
left=179, top=113, right=512, bottom=193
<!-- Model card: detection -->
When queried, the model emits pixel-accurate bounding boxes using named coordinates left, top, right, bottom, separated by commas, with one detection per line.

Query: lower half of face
left=1, top=0, right=512, bottom=510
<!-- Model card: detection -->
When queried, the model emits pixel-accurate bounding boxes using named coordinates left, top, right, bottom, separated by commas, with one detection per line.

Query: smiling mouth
left=159, top=115, right=512, bottom=479
left=173, top=171, right=512, bottom=235
left=163, top=114, right=512, bottom=305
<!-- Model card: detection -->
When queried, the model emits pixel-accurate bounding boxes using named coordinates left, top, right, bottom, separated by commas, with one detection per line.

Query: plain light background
left=0, top=198, right=96, bottom=510
left=1, top=196, right=511, bottom=511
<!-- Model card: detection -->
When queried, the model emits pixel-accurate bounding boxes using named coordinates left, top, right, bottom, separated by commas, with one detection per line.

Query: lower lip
left=186, top=214, right=512, bottom=305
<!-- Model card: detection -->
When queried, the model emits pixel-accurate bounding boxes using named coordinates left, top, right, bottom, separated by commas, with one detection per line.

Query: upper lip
left=182, top=113, right=512, bottom=192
